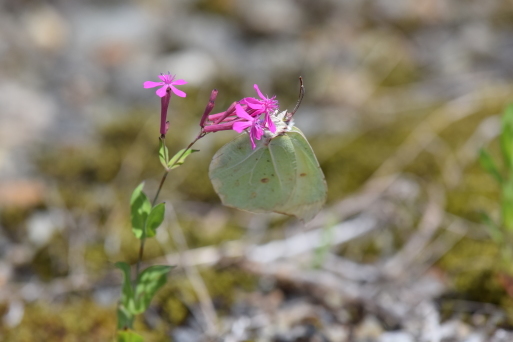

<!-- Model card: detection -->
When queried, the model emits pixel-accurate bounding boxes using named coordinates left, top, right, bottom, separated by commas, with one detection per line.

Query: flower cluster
left=202, top=84, right=280, bottom=149
left=144, top=73, right=283, bottom=149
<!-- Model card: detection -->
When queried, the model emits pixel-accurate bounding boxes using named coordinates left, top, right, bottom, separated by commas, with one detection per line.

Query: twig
left=382, top=184, right=445, bottom=278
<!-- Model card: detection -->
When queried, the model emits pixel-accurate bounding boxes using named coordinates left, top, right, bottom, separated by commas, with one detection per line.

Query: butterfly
left=209, top=78, right=327, bottom=222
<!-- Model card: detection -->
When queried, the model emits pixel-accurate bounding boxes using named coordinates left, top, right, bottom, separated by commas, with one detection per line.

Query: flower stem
left=134, top=131, right=206, bottom=279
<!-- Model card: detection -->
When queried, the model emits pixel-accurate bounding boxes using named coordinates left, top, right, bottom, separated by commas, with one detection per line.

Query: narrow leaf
left=159, top=138, right=169, bottom=170
left=117, top=330, right=144, bottom=342
left=130, top=183, right=152, bottom=239
left=133, top=265, right=174, bottom=314
left=168, top=149, right=199, bottom=169
left=146, top=203, right=165, bottom=238
left=479, top=149, right=503, bottom=184
left=115, top=262, right=134, bottom=311
left=502, top=179, right=513, bottom=232
left=481, top=212, right=503, bottom=244
left=501, top=104, right=513, bottom=170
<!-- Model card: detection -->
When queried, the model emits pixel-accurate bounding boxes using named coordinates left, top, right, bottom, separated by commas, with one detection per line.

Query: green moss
left=321, top=114, right=422, bottom=199
left=436, top=238, right=513, bottom=323
left=153, top=267, right=257, bottom=326
left=194, top=0, right=236, bottom=16
left=163, top=296, right=189, bottom=325
left=84, top=244, right=109, bottom=275
left=0, top=300, right=116, bottom=342
left=0, top=207, right=31, bottom=243
left=32, top=235, right=69, bottom=281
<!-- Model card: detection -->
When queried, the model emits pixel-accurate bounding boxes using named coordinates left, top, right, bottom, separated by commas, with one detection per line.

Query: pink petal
left=241, top=97, right=257, bottom=104
left=244, top=98, right=263, bottom=110
left=233, top=121, right=252, bottom=133
left=252, top=124, right=264, bottom=140
left=156, top=85, right=169, bottom=97
left=249, top=136, right=256, bottom=150
left=144, top=81, right=164, bottom=88
left=247, top=102, right=262, bottom=110
left=235, top=104, right=254, bottom=121
left=172, top=79, right=187, bottom=85
left=170, top=85, right=186, bottom=98
left=158, top=74, right=174, bottom=83
left=266, top=114, right=276, bottom=133
left=253, top=84, right=266, bottom=100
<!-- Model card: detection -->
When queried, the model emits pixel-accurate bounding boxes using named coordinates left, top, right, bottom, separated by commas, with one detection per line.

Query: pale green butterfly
left=209, top=80, right=327, bottom=222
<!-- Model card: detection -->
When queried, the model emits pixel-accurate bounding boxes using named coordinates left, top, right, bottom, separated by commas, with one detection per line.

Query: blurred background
left=1, top=0, right=513, bottom=341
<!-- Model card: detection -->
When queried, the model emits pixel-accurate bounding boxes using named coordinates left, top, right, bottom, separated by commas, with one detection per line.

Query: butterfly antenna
left=286, top=77, right=304, bottom=123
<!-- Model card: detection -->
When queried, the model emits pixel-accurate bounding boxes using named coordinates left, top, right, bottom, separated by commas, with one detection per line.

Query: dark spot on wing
left=300, top=173, right=307, bottom=177
left=261, top=178, right=269, bottom=183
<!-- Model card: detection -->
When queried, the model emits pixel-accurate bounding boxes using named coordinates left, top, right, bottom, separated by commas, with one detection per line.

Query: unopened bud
left=200, top=89, right=218, bottom=128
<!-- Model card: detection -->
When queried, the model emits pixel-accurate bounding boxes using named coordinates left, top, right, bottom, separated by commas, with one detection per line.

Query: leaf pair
left=159, top=139, right=199, bottom=171
left=116, top=262, right=174, bottom=327
left=130, top=183, right=165, bottom=239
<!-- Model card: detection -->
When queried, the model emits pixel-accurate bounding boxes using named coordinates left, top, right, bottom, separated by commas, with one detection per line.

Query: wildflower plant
left=115, top=75, right=326, bottom=340
left=480, top=104, right=513, bottom=275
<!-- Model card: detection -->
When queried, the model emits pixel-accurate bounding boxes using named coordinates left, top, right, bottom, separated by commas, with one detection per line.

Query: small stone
left=464, top=332, right=486, bottom=342
left=354, top=315, right=384, bottom=340
left=23, top=5, right=69, bottom=52
left=490, top=329, right=513, bottom=342
left=379, top=331, right=414, bottom=342
left=325, top=325, right=349, bottom=342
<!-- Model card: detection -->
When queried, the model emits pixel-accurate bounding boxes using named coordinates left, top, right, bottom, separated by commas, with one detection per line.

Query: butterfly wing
left=209, top=132, right=296, bottom=214
left=209, top=127, right=326, bottom=222
left=273, top=127, right=327, bottom=222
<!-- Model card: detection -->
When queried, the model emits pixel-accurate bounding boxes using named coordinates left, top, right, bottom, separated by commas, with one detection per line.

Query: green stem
left=134, top=131, right=206, bottom=279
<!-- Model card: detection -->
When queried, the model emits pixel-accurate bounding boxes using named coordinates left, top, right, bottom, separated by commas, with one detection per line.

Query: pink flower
left=240, top=84, right=279, bottom=133
left=143, top=73, right=187, bottom=98
left=233, top=104, right=264, bottom=150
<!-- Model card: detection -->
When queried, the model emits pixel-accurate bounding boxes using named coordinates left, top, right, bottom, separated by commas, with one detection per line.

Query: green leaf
left=133, top=265, right=174, bottom=314
left=159, top=138, right=169, bottom=169
left=130, top=182, right=145, bottom=206
left=168, top=149, right=199, bottom=169
left=130, top=183, right=152, bottom=239
left=145, top=203, right=165, bottom=238
left=116, top=330, right=144, bottom=342
left=479, top=149, right=502, bottom=184
left=116, top=305, right=134, bottom=330
left=311, top=220, right=335, bottom=269
left=501, top=104, right=513, bottom=170
left=502, top=179, right=513, bottom=232
left=115, top=262, right=135, bottom=314
left=481, top=212, right=503, bottom=244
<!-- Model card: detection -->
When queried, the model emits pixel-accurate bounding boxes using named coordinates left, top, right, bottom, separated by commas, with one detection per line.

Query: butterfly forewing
left=209, top=127, right=327, bottom=222
left=209, top=132, right=296, bottom=214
